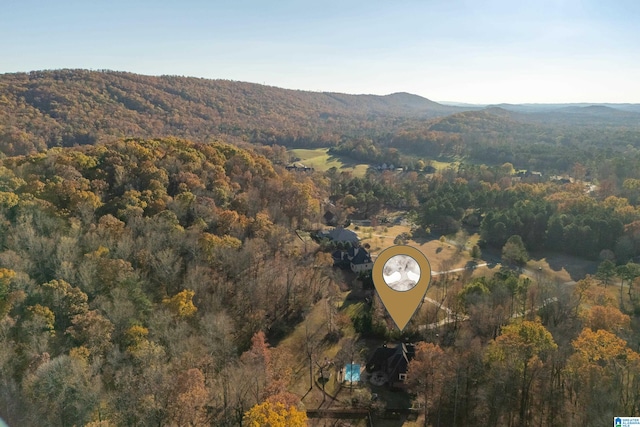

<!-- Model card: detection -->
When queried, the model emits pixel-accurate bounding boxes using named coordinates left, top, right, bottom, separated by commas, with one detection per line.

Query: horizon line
left=1, top=68, right=639, bottom=106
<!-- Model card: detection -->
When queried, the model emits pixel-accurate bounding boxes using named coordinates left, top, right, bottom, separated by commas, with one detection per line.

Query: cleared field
left=351, top=224, right=475, bottom=272
left=289, top=148, right=458, bottom=178
left=528, top=253, right=598, bottom=283
left=430, top=159, right=458, bottom=171
left=288, top=148, right=369, bottom=176
left=352, top=217, right=597, bottom=284
left=277, top=295, right=346, bottom=409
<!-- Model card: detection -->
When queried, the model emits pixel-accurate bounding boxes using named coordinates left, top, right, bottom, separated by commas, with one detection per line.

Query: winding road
left=419, top=259, right=564, bottom=330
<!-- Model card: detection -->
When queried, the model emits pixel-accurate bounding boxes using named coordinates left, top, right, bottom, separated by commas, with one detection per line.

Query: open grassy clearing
left=277, top=285, right=420, bottom=423
left=528, top=252, right=598, bottom=283
left=349, top=211, right=597, bottom=286
left=429, top=158, right=458, bottom=170
left=288, top=148, right=369, bottom=176
left=288, top=148, right=459, bottom=180
left=350, top=223, right=477, bottom=272
left=277, top=290, right=375, bottom=407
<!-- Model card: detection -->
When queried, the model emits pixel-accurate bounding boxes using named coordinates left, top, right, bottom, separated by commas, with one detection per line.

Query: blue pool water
left=345, top=363, right=360, bottom=382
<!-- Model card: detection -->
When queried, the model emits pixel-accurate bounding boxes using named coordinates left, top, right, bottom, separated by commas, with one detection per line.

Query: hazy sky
left=3, top=0, right=640, bottom=103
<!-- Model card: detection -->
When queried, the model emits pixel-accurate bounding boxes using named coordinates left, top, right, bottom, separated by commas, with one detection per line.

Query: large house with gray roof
left=332, top=246, right=374, bottom=273
left=319, top=227, right=360, bottom=246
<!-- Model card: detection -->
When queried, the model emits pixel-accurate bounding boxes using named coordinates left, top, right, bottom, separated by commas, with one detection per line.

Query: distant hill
left=478, top=102, right=640, bottom=126
left=555, top=105, right=636, bottom=116
left=380, top=92, right=452, bottom=111
left=484, top=103, right=640, bottom=113
left=428, top=107, right=521, bottom=133
left=0, top=69, right=461, bottom=156
left=528, top=105, right=640, bottom=126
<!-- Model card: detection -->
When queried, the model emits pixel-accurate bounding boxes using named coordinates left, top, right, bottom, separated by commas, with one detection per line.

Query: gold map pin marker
left=372, top=245, right=431, bottom=331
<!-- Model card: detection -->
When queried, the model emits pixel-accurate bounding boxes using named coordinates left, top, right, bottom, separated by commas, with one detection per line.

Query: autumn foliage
left=243, top=401, right=307, bottom=427
left=0, top=138, right=325, bottom=426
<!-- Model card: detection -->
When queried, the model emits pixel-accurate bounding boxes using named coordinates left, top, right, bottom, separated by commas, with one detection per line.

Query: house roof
left=351, top=248, right=372, bottom=265
left=367, top=347, right=396, bottom=371
left=327, top=227, right=359, bottom=243
left=387, top=344, right=415, bottom=381
left=366, top=343, right=415, bottom=381
left=332, top=250, right=345, bottom=261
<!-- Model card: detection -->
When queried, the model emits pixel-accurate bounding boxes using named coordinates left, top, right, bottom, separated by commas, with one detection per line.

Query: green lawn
left=430, top=159, right=458, bottom=171
left=288, top=148, right=461, bottom=177
left=288, top=148, right=369, bottom=176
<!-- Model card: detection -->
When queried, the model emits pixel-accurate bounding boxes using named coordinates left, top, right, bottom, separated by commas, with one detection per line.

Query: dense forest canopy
left=0, top=137, right=330, bottom=425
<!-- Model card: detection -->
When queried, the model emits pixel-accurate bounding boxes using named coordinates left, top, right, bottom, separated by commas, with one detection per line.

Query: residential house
left=349, top=247, right=374, bottom=273
left=375, top=163, right=396, bottom=171
left=516, top=170, right=543, bottom=183
left=332, top=246, right=374, bottom=273
left=285, top=163, right=314, bottom=172
left=550, top=175, right=573, bottom=184
left=366, top=343, right=416, bottom=389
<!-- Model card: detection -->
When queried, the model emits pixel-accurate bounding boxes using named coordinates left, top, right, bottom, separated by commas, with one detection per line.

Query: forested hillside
left=0, top=137, right=328, bottom=426
left=0, top=69, right=458, bottom=156
left=4, top=70, right=640, bottom=182
left=429, top=108, right=640, bottom=175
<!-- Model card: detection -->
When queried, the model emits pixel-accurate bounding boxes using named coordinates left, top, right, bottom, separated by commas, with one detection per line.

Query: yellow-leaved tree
left=162, top=289, right=197, bottom=318
left=485, top=320, right=557, bottom=426
left=564, top=327, right=640, bottom=424
left=243, top=401, right=307, bottom=427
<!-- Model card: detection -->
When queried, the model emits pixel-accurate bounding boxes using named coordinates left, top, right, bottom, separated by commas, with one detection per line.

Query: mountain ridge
left=0, top=69, right=463, bottom=155
left=1, top=69, right=640, bottom=159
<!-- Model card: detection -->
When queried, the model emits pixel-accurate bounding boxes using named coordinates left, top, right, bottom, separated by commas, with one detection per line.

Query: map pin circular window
left=382, top=254, right=421, bottom=292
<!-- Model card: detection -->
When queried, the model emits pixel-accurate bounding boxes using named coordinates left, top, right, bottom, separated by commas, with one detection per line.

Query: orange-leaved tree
left=406, top=342, right=450, bottom=427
